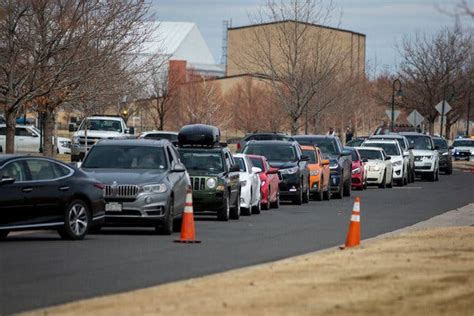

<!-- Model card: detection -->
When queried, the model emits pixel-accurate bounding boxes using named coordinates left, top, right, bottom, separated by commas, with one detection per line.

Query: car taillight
left=94, top=183, right=105, bottom=190
left=237, top=142, right=241, bottom=150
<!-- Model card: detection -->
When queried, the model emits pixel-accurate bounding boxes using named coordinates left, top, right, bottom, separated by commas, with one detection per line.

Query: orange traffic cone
left=174, top=188, right=201, bottom=243
left=342, top=197, right=361, bottom=249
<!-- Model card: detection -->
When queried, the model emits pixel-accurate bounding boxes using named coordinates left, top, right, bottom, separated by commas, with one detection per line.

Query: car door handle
left=22, top=187, right=33, bottom=193
left=59, top=186, right=70, bottom=191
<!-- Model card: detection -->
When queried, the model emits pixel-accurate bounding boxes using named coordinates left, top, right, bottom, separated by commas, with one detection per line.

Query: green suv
left=177, top=124, right=241, bottom=221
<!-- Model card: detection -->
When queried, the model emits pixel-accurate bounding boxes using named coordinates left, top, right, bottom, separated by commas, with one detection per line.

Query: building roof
left=228, top=19, right=366, bottom=38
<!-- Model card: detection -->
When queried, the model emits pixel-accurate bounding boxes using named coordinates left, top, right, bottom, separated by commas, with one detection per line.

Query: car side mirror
left=230, top=164, right=240, bottom=172
left=69, top=123, right=77, bottom=132
left=300, top=155, right=310, bottom=161
left=385, top=156, right=391, bottom=161
left=0, top=176, right=15, bottom=185
left=128, top=127, right=135, bottom=135
left=268, top=167, right=279, bottom=174
left=252, top=167, right=262, bottom=174
left=171, top=163, right=186, bottom=173
left=341, top=149, right=352, bottom=156
left=322, top=159, right=330, bottom=166
left=434, top=145, right=440, bottom=150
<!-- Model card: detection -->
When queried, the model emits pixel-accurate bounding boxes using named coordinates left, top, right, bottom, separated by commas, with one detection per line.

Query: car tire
left=363, top=180, right=368, bottom=190
left=58, top=200, right=90, bottom=240
left=445, top=164, right=453, bottom=175
left=157, top=196, right=174, bottom=235
left=293, top=188, right=303, bottom=205
left=387, top=175, right=393, bottom=188
left=314, top=188, right=323, bottom=201
left=217, top=195, right=230, bottom=221
left=261, top=201, right=270, bottom=210
left=379, top=172, right=387, bottom=189
left=302, top=182, right=310, bottom=204
left=0, top=230, right=9, bottom=240
left=251, top=201, right=261, bottom=215
left=323, top=188, right=331, bottom=201
left=230, top=191, right=241, bottom=220
left=270, top=193, right=280, bottom=209
left=343, top=179, right=351, bottom=197
left=435, top=168, right=440, bottom=182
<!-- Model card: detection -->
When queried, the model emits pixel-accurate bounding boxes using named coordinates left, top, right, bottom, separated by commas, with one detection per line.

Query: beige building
left=226, top=20, right=365, bottom=79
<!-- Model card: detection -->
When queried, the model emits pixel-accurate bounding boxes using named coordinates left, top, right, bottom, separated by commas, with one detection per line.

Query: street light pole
left=391, top=79, right=402, bottom=132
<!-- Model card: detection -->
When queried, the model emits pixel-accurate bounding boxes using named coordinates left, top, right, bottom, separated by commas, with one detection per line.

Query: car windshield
left=246, top=134, right=292, bottom=141
left=302, top=149, right=317, bottom=163
left=346, top=139, right=365, bottom=147
left=79, top=119, right=123, bottom=133
left=249, top=157, right=265, bottom=171
left=433, top=138, right=448, bottom=150
left=365, top=142, right=400, bottom=156
left=358, top=149, right=383, bottom=160
left=82, top=146, right=167, bottom=170
left=452, top=140, right=474, bottom=147
left=144, top=133, right=178, bottom=141
left=405, top=135, right=433, bottom=150
left=374, top=137, right=406, bottom=150
left=235, top=157, right=246, bottom=172
left=178, top=149, right=224, bottom=172
left=294, top=137, right=338, bottom=156
left=243, top=144, right=297, bottom=162
left=350, top=150, right=359, bottom=162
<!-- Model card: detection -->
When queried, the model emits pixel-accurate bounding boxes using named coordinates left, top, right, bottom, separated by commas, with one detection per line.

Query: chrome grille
left=190, top=177, right=206, bottom=191
left=104, top=184, right=139, bottom=198
left=79, top=137, right=102, bottom=145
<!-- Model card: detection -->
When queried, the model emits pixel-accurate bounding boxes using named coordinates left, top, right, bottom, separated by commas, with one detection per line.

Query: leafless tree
left=398, top=24, right=472, bottom=135
left=0, top=0, right=154, bottom=155
left=233, top=0, right=353, bottom=134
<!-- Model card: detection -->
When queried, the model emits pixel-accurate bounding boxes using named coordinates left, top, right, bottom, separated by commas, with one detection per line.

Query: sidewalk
left=26, top=204, right=474, bottom=316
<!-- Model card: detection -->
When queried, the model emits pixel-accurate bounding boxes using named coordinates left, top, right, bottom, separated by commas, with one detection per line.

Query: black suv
left=432, top=136, right=453, bottom=175
left=242, top=140, right=310, bottom=205
left=293, top=135, right=352, bottom=199
left=237, top=132, right=294, bottom=152
left=177, top=124, right=241, bottom=221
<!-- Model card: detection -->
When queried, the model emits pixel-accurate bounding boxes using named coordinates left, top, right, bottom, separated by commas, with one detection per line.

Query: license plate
left=105, top=202, right=122, bottom=212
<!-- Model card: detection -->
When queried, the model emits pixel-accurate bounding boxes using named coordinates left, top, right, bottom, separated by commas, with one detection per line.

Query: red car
left=346, top=147, right=367, bottom=190
left=247, top=154, right=281, bottom=209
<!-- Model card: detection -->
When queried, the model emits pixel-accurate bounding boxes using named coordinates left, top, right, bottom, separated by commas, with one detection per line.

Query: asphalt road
left=1, top=171, right=473, bottom=314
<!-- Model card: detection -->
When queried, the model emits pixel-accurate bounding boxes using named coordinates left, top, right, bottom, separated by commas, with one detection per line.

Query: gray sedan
left=80, top=139, right=188, bottom=234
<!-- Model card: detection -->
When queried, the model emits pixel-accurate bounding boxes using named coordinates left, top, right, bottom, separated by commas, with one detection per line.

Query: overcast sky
left=151, top=0, right=468, bottom=73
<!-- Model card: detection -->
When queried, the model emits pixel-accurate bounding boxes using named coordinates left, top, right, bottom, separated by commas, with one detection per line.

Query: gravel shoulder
left=25, top=204, right=474, bottom=316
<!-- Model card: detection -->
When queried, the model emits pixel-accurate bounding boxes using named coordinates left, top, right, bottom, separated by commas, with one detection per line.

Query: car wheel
left=217, top=195, right=230, bottom=221
left=343, top=179, right=351, bottom=197
left=261, top=201, right=270, bottom=210
left=251, top=201, right=261, bottom=214
left=58, top=200, right=90, bottom=240
left=293, top=188, right=303, bottom=205
left=302, top=182, right=310, bottom=204
left=363, top=180, right=368, bottom=190
left=379, top=172, right=387, bottom=189
left=0, top=230, right=9, bottom=240
left=387, top=175, right=393, bottom=188
left=270, top=193, right=280, bottom=209
left=314, top=187, right=323, bottom=201
left=230, top=191, right=241, bottom=220
left=157, top=196, right=174, bottom=235
left=323, top=188, right=331, bottom=200
left=446, top=163, right=453, bottom=175
left=435, top=167, right=440, bottom=182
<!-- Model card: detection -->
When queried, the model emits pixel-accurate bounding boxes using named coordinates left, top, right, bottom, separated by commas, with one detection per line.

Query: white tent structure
left=143, top=22, right=225, bottom=77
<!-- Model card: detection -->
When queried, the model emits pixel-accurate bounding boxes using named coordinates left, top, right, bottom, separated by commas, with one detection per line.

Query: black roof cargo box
left=178, top=124, right=221, bottom=147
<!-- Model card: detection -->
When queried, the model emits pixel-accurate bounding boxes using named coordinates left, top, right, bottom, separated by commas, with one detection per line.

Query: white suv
left=400, top=132, right=440, bottom=181
left=362, top=139, right=408, bottom=186
left=70, top=115, right=133, bottom=161
left=0, top=124, right=70, bottom=154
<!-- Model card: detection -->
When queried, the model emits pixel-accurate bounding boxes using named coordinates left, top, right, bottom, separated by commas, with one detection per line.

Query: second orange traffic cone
left=174, top=188, right=201, bottom=244
left=343, top=197, right=361, bottom=249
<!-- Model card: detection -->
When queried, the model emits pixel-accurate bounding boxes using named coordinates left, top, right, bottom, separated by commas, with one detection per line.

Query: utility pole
left=467, top=90, right=472, bottom=136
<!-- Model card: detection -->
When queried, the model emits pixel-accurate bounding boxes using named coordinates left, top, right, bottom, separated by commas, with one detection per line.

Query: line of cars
left=0, top=122, right=470, bottom=241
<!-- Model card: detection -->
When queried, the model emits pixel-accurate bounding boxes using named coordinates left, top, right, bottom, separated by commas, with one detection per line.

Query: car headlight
left=279, top=166, right=299, bottom=175
left=329, top=163, right=339, bottom=170
left=310, top=170, right=320, bottom=176
left=206, top=178, right=217, bottom=189
left=393, top=161, right=402, bottom=166
left=352, top=167, right=361, bottom=174
left=442, top=152, right=449, bottom=156
left=424, top=155, right=433, bottom=160
left=216, top=185, right=225, bottom=191
left=60, top=141, right=71, bottom=148
left=141, top=184, right=167, bottom=193
left=370, top=165, right=380, bottom=171
left=261, top=180, right=266, bottom=187
left=240, top=180, right=247, bottom=187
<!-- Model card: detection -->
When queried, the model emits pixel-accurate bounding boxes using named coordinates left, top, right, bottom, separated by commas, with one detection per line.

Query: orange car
left=301, top=145, right=331, bottom=201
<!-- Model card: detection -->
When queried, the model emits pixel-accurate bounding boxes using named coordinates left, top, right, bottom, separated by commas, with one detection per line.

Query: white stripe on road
left=393, top=187, right=422, bottom=190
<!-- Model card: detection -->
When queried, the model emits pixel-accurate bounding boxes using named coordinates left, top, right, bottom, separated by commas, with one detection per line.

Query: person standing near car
left=326, top=127, right=336, bottom=136
left=345, top=127, right=353, bottom=143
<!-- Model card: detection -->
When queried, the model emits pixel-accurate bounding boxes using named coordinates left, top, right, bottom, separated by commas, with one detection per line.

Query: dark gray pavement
left=1, top=171, right=473, bottom=314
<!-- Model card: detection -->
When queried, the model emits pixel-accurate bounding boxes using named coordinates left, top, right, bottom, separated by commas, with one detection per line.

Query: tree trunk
left=290, top=116, right=299, bottom=135
left=445, top=121, right=452, bottom=139
left=5, top=110, right=16, bottom=154
left=42, top=111, right=55, bottom=157
left=428, top=118, right=435, bottom=135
